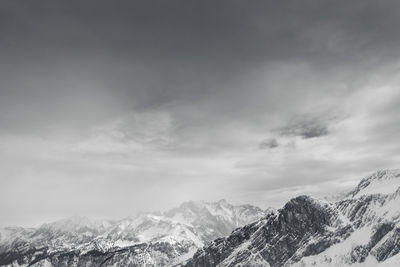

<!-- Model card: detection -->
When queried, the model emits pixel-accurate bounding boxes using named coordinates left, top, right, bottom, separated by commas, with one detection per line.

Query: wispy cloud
left=279, top=116, right=330, bottom=139
left=259, top=138, right=279, bottom=149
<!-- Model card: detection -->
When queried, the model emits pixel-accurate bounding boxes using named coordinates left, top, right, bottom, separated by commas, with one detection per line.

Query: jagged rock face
left=185, top=196, right=351, bottom=267
left=0, top=200, right=267, bottom=266
left=185, top=170, right=400, bottom=267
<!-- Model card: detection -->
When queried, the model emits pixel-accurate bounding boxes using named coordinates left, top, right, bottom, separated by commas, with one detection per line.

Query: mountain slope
left=346, top=169, right=400, bottom=198
left=184, top=196, right=351, bottom=267
left=184, top=169, right=400, bottom=267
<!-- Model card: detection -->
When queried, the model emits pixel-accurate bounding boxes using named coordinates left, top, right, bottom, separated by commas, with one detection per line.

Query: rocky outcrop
left=185, top=196, right=352, bottom=267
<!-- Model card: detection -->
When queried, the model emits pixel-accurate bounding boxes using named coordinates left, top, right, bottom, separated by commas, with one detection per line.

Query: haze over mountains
left=2, top=169, right=400, bottom=266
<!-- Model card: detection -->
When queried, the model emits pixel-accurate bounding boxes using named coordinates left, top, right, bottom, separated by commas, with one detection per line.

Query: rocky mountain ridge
left=184, top=169, right=400, bottom=267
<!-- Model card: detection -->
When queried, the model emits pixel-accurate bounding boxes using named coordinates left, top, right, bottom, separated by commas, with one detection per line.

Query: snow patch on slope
left=291, top=226, right=373, bottom=266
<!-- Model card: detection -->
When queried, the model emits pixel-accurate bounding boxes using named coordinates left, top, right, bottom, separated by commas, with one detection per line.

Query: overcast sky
left=1, top=0, right=400, bottom=226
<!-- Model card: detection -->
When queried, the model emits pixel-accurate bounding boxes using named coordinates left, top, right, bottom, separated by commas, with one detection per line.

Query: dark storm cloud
left=1, top=0, right=400, bottom=129
left=2, top=0, right=399, bottom=62
left=2, top=0, right=400, bottom=105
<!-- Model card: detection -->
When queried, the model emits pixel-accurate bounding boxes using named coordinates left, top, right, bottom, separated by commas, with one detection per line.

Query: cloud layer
left=1, top=0, right=400, bottom=226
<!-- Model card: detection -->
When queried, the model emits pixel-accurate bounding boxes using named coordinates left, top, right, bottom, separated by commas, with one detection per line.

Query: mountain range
left=0, top=199, right=269, bottom=266
left=1, top=169, right=400, bottom=266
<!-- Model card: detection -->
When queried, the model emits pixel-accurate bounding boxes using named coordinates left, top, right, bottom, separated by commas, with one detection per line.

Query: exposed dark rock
left=185, top=196, right=351, bottom=267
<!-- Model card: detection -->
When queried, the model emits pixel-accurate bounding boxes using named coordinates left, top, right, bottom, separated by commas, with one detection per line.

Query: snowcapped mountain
left=0, top=200, right=268, bottom=266
left=184, top=169, right=400, bottom=267
left=164, top=199, right=271, bottom=243
left=3, top=169, right=400, bottom=267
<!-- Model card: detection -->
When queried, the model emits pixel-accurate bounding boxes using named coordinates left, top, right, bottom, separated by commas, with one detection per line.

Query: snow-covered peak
left=163, top=199, right=268, bottom=236
left=348, top=169, right=400, bottom=198
left=218, top=198, right=228, bottom=204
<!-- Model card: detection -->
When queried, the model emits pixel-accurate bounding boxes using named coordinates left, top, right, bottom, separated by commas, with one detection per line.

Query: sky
left=1, top=0, right=400, bottom=227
